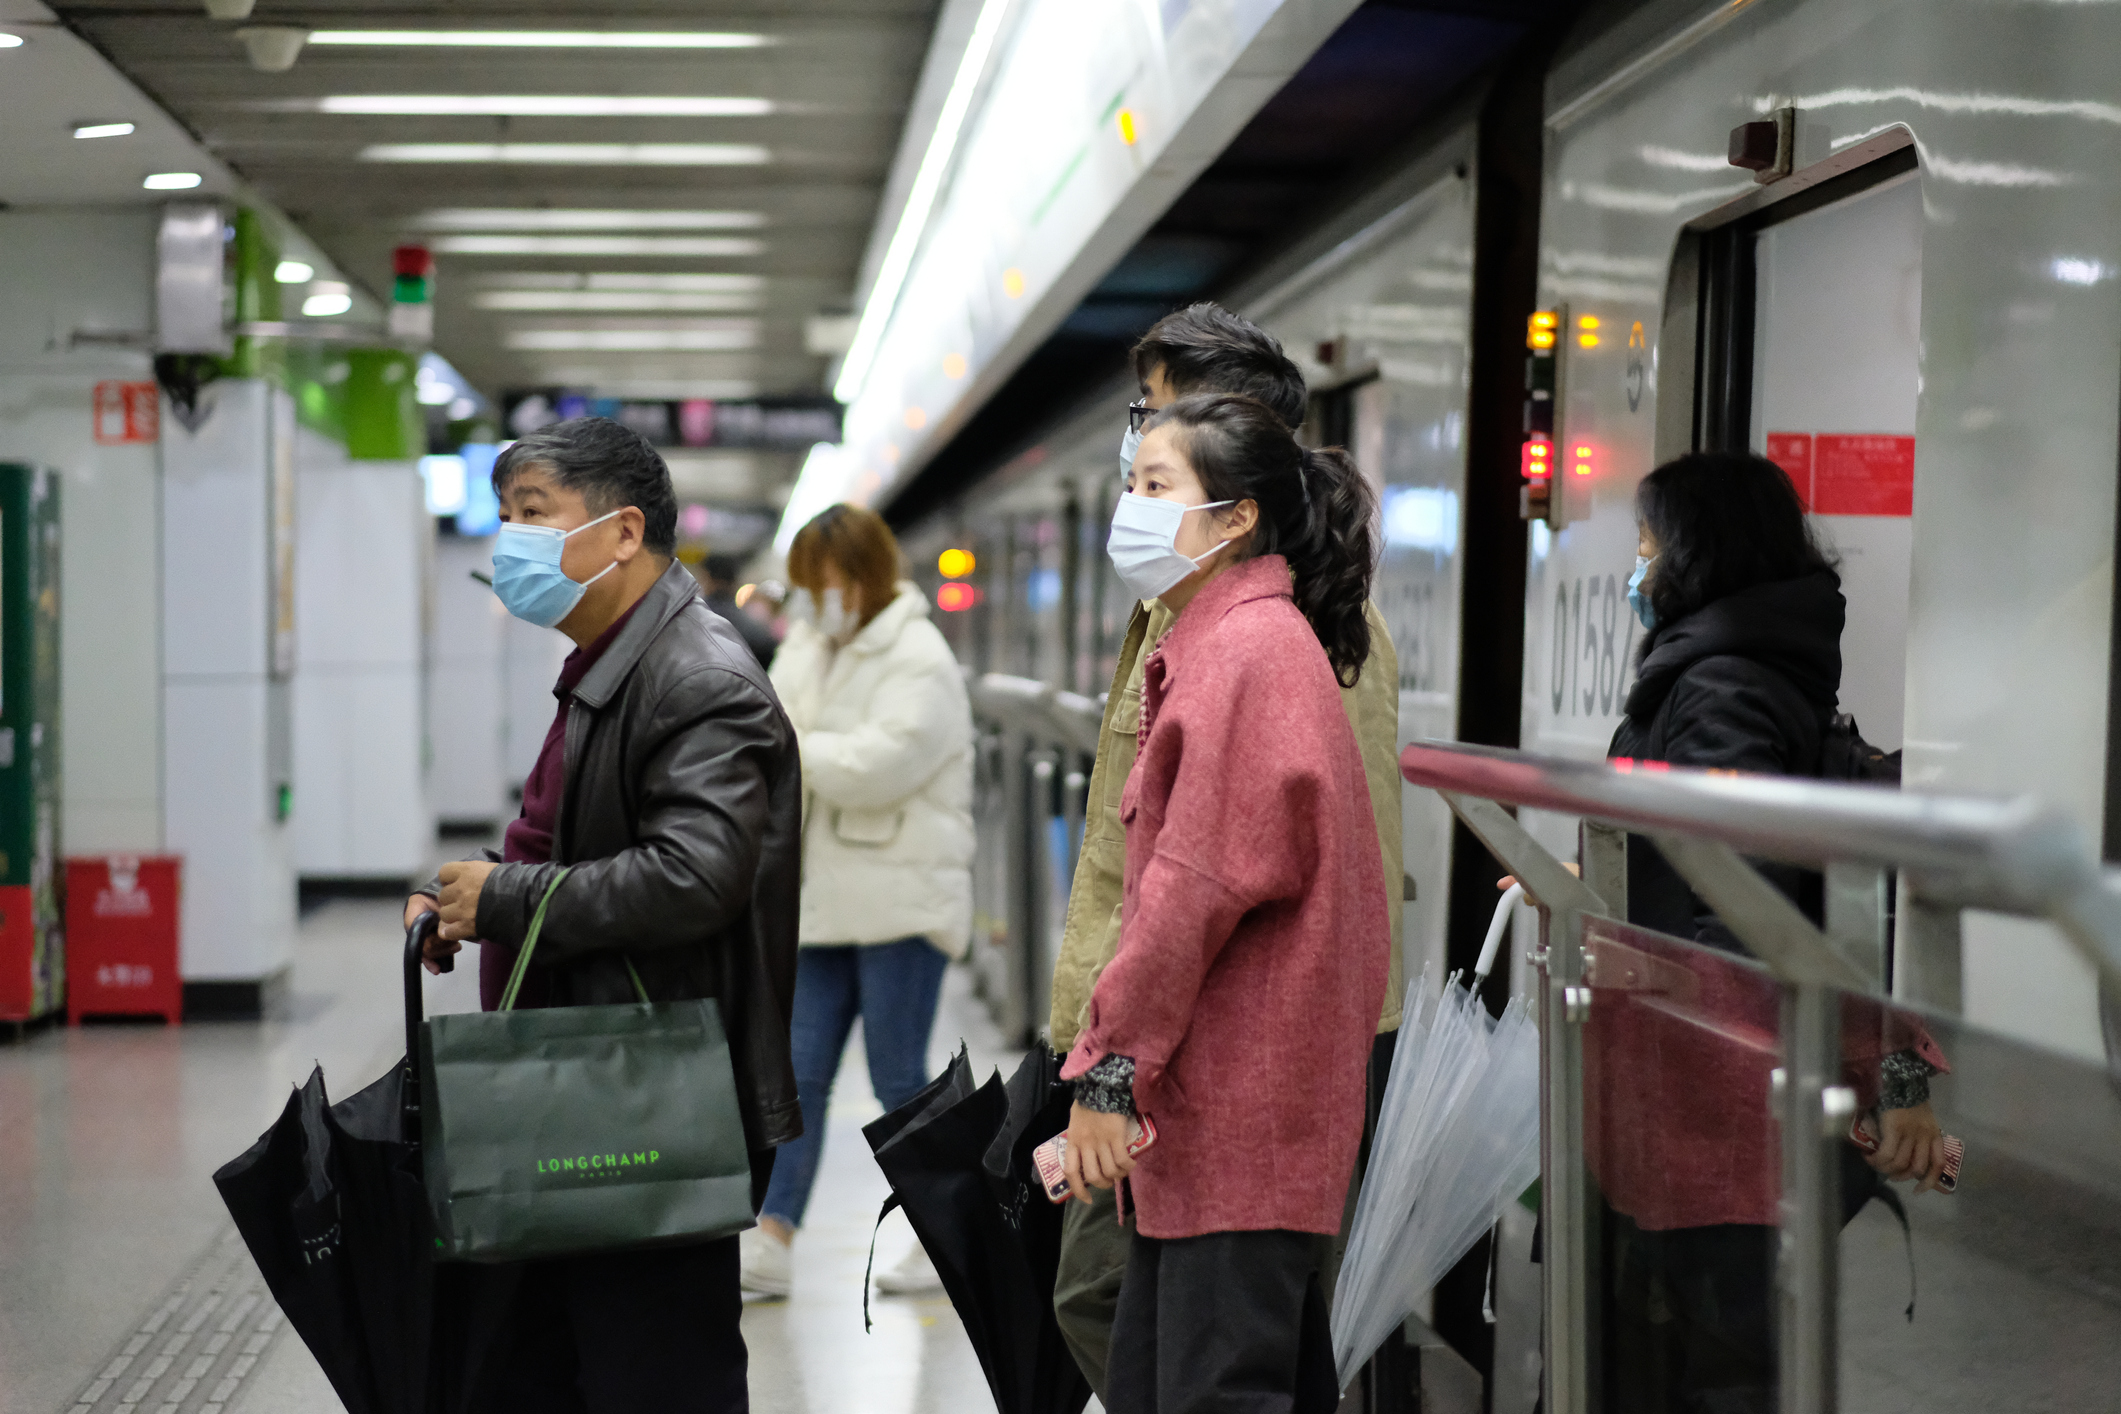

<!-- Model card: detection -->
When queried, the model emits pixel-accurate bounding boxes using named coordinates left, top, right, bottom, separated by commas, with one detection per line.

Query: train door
left=1730, top=157, right=1923, bottom=751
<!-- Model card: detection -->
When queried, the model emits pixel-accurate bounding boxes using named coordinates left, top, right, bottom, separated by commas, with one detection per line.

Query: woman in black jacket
left=1602, top=451, right=1950, bottom=1414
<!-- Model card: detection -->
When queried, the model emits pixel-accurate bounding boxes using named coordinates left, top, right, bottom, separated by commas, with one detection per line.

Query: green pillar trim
left=344, top=349, right=422, bottom=460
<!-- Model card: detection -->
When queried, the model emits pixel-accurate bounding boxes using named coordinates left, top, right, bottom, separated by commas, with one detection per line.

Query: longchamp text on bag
left=413, top=870, right=755, bottom=1262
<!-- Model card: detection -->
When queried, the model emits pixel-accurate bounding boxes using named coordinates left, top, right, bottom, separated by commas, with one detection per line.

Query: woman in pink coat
left=1059, top=393, right=1391, bottom=1413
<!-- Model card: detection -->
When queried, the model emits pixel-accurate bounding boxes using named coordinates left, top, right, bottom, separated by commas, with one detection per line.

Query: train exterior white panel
left=1532, top=0, right=2121, bottom=1060
left=1247, top=164, right=1479, bottom=992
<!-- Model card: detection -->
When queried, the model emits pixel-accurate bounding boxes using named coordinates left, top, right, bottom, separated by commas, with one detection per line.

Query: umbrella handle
left=1473, top=883, right=1525, bottom=992
left=404, top=911, right=438, bottom=1140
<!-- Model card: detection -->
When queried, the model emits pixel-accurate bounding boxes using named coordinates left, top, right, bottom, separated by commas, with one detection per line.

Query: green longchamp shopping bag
left=415, top=870, right=755, bottom=1262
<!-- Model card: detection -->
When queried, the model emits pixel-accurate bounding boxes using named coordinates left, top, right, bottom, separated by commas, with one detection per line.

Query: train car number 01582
left=1549, top=574, right=1636, bottom=720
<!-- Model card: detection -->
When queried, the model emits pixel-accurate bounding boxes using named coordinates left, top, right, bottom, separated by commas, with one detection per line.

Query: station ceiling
left=46, top=1, right=942, bottom=415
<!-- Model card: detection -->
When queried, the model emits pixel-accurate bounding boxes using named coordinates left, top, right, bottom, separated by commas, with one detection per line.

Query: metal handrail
left=1399, top=739, right=2121, bottom=985
left=967, top=671, right=1104, bottom=755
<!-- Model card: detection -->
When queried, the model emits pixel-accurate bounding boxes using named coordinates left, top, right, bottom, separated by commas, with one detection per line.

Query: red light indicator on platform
left=937, top=582, right=979, bottom=612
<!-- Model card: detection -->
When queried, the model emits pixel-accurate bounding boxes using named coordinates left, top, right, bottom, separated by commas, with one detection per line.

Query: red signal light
left=936, top=582, right=979, bottom=613
left=1521, top=434, right=1552, bottom=481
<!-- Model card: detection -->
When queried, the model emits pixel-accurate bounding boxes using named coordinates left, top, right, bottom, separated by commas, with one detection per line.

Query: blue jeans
left=759, top=936, right=949, bottom=1229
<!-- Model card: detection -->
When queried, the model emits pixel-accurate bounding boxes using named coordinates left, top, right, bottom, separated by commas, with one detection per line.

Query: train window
left=1692, top=145, right=1922, bottom=751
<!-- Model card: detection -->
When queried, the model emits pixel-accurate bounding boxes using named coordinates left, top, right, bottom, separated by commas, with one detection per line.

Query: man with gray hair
left=406, top=417, right=802, bottom=1411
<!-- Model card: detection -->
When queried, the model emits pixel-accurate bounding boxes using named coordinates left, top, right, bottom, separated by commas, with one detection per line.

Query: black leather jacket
left=446, top=560, right=804, bottom=1157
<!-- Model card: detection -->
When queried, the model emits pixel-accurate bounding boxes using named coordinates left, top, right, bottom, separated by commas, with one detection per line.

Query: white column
left=428, top=534, right=509, bottom=827
left=161, top=378, right=296, bottom=987
left=291, top=435, right=434, bottom=879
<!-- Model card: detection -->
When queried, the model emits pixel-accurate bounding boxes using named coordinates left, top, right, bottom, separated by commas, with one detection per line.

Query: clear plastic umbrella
left=1330, top=937, right=1542, bottom=1387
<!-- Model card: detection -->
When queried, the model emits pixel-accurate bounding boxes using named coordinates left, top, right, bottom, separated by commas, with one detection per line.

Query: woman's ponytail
left=1286, top=446, right=1375, bottom=686
left=1148, top=394, right=1376, bottom=686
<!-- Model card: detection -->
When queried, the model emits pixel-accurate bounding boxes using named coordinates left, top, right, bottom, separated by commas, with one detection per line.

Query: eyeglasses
left=1127, top=401, right=1153, bottom=433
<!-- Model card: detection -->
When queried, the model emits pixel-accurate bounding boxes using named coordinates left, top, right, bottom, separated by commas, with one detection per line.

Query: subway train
left=892, top=0, right=2121, bottom=1073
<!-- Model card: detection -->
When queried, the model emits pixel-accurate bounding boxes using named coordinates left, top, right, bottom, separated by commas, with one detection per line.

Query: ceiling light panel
left=360, top=144, right=770, bottom=166
left=306, top=31, right=771, bottom=49
left=412, top=210, right=765, bottom=232
left=470, top=272, right=767, bottom=292
left=308, top=96, right=773, bottom=117
left=504, top=326, right=761, bottom=352
left=75, top=123, right=136, bottom=140
left=474, top=291, right=761, bottom=312
left=431, top=236, right=765, bottom=257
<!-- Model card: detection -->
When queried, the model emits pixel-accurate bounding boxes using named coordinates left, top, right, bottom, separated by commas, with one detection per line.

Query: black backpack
left=1819, top=712, right=1901, bottom=786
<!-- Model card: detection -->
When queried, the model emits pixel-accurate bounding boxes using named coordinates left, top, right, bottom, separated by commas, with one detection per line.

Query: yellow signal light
left=1577, top=314, right=1601, bottom=330
left=1530, top=330, right=1556, bottom=350
left=1578, top=333, right=1600, bottom=348
left=1117, top=109, right=1139, bottom=146
left=938, top=548, right=976, bottom=579
left=1530, top=311, right=1558, bottom=330
left=1002, top=267, right=1026, bottom=299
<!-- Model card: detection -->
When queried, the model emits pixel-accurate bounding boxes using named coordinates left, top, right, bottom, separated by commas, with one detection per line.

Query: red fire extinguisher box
left=65, top=856, right=182, bottom=1024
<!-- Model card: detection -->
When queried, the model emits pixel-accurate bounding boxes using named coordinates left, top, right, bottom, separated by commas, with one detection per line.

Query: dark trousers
left=486, top=1236, right=749, bottom=1413
left=1107, top=1229, right=1339, bottom=1414
left=1605, top=1213, right=1776, bottom=1414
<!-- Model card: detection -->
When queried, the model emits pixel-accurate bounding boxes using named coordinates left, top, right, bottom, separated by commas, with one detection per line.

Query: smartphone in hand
left=1033, top=1115, right=1157, bottom=1203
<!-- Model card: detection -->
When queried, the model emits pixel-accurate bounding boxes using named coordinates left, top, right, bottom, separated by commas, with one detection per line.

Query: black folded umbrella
left=864, top=1047, right=1091, bottom=1414
left=212, top=917, right=516, bottom=1414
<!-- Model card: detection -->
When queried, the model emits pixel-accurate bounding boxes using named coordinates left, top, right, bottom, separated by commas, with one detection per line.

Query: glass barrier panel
left=1579, top=916, right=1785, bottom=1414
left=1835, top=995, right=2121, bottom=1411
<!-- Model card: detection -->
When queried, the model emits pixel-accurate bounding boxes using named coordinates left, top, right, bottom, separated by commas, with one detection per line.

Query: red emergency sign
left=93, top=381, right=160, bottom=445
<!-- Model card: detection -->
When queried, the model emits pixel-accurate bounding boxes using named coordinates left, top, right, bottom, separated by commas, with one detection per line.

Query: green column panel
left=345, top=349, right=422, bottom=461
left=0, top=465, right=61, bottom=1022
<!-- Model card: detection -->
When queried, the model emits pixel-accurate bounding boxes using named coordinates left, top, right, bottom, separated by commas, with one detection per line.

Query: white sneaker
left=739, top=1226, right=792, bottom=1298
left=872, top=1239, right=944, bottom=1296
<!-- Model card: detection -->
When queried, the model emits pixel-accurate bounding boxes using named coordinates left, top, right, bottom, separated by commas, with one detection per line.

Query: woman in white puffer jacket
left=741, top=503, right=973, bottom=1299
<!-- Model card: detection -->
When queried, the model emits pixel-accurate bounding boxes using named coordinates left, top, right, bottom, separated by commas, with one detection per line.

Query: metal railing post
left=1777, top=981, right=1843, bottom=1414
left=1892, top=881, right=1963, bottom=1010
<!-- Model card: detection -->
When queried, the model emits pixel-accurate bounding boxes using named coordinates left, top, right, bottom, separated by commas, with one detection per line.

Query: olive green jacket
left=1048, top=596, right=1405, bottom=1050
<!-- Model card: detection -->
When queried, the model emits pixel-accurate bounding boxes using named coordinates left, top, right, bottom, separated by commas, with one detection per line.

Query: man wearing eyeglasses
left=1046, top=302, right=1409, bottom=1397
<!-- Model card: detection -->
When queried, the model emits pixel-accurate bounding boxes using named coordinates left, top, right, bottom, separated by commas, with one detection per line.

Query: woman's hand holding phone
left=1062, top=1102, right=1139, bottom=1204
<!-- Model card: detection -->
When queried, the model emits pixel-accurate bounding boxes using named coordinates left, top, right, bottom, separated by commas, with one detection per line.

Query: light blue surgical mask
left=1106, top=493, right=1234, bottom=600
left=1627, top=554, right=1657, bottom=630
left=491, top=507, right=625, bottom=628
left=1119, top=424, right=1143, bottom=476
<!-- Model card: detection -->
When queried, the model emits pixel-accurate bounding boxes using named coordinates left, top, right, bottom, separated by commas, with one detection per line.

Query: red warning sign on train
left=1762, top=433, right=1913, bottom=517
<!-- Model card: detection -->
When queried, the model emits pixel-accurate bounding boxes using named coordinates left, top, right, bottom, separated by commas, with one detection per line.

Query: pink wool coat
left=1061, top=555, right=1390, bottom=1239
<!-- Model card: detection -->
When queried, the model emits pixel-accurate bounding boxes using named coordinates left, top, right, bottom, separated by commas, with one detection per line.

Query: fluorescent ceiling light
left=360, top=143, right=769, bottom=166
left=307, top=30, right=770, bottom=49
left=309, top=95, right=772, bottom=117
left=833, top=0, right=1012, bottom=403
left=273, top=260, right=315, bottom=283
left=303, top=285, right=354, bottom=317
left=431, top=236, right=765, bottom=257
left=0, top=34, right=23, bottom=49
left=143, top=172, right=203, bottom=190
left=474, top=290, right=761, bottom=312
left=504, top=326, right=760, bottom=352
left=471, top=272, right=765, bottom=293
left=412, top=209, right=764, bottom=232
left=75, top=122, right=136, bottom=140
